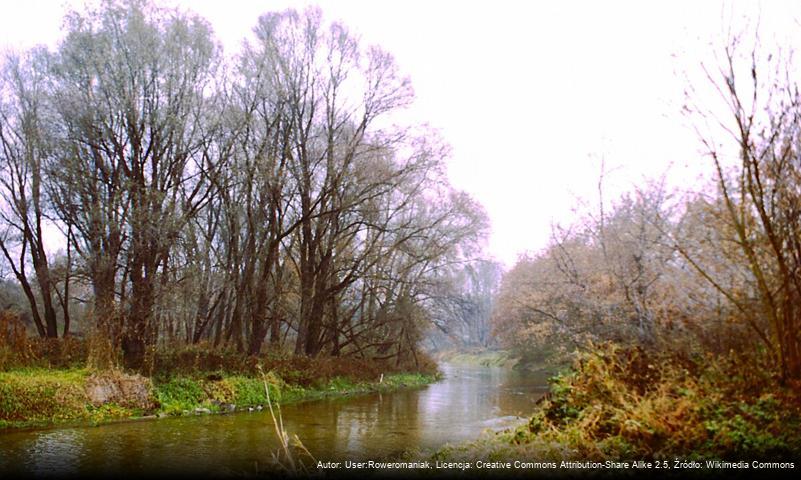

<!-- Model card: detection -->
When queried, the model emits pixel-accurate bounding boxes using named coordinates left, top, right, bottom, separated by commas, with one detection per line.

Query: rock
left=157, top=412, right=169, bottom=418
left=256, top=405, right=263, bottom=411
left=85, top=377, right=120, bottom=406
left=85, top=371, right=154, bottom=409
left=224, top=403, right=236, bottom=413
left=194, top=407, right=211, bottom=414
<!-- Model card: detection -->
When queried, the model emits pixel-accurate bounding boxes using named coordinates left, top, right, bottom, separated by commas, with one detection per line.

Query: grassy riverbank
left=0, top=367, right=437, bottom=431
left=0, top=341, right=440, bottom=432
left=435, top=343, right=801, bottom=464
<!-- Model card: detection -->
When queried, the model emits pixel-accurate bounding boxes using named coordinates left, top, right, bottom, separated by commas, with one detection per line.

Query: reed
left=258, top=365, right=316, bottom=474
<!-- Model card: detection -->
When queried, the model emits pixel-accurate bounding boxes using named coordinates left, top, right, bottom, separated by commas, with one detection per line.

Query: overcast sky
left=2, top=0, right=799, bottom=267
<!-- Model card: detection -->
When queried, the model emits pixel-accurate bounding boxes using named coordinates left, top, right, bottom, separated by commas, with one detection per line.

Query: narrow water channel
left=0, top=364, right=550, bottom=476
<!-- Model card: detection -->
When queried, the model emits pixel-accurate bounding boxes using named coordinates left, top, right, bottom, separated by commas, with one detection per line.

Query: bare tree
left=683, top=33, right=801, bottom=381
left=0, top=49, right=61, bottom=338
left=45, top=0, right=222, bottom=367
left=0, top=1, right=488, bottom=369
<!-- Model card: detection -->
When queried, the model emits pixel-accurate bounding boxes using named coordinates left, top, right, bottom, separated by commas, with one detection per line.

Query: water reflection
left=0, top=364, right=548, bottom=476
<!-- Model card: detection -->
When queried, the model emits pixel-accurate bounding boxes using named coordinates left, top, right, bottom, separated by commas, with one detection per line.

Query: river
left=0, top=364, right=550, bottom=476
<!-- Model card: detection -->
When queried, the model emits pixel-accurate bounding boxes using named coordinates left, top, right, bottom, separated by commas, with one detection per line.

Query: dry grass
left=0, top=311, right=88, bottom=370
left=440, top=343, right=801, bottom=462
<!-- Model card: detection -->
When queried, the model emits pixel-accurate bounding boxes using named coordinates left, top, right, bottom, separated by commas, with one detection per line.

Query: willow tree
left=0, top=1, right=488, bottom=367
left=45, top=0, right=222, bottom=368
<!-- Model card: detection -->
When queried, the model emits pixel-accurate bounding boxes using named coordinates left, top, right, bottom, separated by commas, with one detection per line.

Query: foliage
left=149, top=342, right=437, bottom=383
left=480, top=30, right=801, bottom=467
left=492, top=185, right=689, bottom=361
left=86, top=403, right=135, bottom=425
left=153, top=377, right=207, bottom=415
left=681, top=34, right=801, bottom=382
left=0, top=332, right=440, bottom=426
left=0, top=313, right=95, bottom=371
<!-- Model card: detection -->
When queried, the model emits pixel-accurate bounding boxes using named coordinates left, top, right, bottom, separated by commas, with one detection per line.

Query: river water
left=0, top=364, right=550, bottom=476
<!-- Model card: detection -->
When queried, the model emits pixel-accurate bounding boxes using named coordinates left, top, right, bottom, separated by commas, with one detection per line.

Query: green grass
left=0, top=368, right=91, bottom=427
left=150, top=370, right=438, bottom=416
left=154, top=376, right=207, bottom=415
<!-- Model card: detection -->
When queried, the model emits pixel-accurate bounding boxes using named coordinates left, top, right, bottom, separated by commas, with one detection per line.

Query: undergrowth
left=0, top=368, right=90, bottom=428
left=438, top=343, right=801, bottom=462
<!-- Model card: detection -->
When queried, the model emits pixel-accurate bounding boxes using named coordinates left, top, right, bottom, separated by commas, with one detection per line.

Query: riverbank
left=434, top=349, right=521, bottom=369
left=0, top=367, right=438, bottom=432
left=434, top=348, right=568, bottom=374
left=434, top=343, right=801, bottom=465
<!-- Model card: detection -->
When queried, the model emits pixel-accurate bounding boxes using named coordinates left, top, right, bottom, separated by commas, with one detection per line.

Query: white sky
left=2, top=0, right=799, bottom=267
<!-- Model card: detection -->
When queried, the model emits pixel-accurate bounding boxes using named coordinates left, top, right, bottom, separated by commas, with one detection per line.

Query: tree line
left=493, top=33, right=801, bottom=383
left=0, top=0, right=487, bottom=369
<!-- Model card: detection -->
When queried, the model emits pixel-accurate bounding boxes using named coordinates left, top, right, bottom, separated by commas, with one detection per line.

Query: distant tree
left=429, top=259, right=502, bottom=348
left=492, top=183, right=678, bottom=358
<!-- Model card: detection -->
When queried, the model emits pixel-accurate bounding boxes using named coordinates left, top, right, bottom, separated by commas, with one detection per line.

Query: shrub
left=450, top=343, right=801, bottom=461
